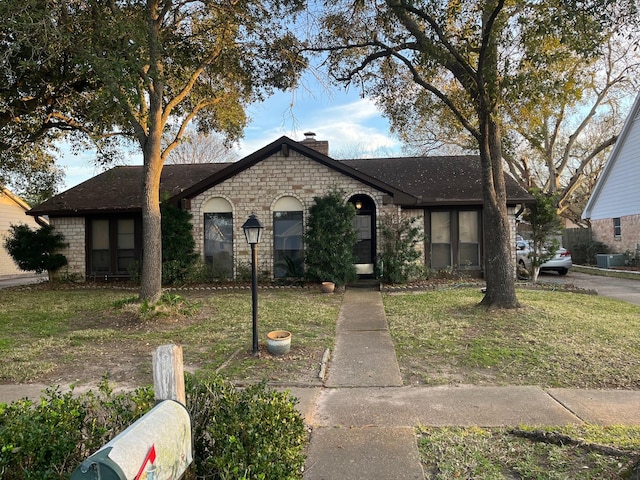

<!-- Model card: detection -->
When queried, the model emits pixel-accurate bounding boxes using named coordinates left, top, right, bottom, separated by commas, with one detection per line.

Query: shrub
left=304, top=191, right=358, bottom=287
left=161, top=202, right=198, bottom=285
left=186, top=374, right=307, bottom=480
left=0, top=381, right=153, bottom=480
left=572, top=240, right=609, bottom=265
left=3, top=224, right=67, bottom=275
left=378, top=213, right=423, bottom=284
left=0, top=376, right=305, bottom=479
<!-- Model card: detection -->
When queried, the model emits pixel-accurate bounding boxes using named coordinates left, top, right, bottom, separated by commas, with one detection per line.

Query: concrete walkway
left=300, top=286, right=640, bottom=480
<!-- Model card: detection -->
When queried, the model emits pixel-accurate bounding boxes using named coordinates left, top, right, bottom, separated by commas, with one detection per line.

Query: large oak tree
left=315, top=0, right=636, bottom=308
left=86, top=0, right=306, bottom=301
left=400, top=29, right=640, bottom=227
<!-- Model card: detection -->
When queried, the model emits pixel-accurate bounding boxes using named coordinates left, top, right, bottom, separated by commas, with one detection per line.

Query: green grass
left=0, top=288, right=341, bottom=384
left=418, top=425, right=640, bottom=479
left=384, top=287, right=640, bottom=388
left=2, top=283, right=640, bottom=476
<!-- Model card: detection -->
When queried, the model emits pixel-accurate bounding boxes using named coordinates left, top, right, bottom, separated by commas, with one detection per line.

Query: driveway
left=0, top=273, right=48, bottom=289
left=536, top=270, right=640, bottom=306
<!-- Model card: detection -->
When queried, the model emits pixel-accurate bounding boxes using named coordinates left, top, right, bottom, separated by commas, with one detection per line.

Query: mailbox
left=71, top=400, right=192, bottom=480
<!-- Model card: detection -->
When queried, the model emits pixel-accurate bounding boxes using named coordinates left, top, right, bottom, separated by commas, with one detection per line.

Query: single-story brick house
left=28, top=134, right=532, bottom=281
left=582, top=91, right=640, bottom=254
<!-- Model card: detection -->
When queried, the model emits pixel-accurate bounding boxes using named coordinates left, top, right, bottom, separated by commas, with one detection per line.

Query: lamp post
left=242, top=213, right=264, bottom=356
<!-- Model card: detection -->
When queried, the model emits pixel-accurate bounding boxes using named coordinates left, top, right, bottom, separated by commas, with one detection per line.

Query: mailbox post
left=71, top=400, right=192, bottom=480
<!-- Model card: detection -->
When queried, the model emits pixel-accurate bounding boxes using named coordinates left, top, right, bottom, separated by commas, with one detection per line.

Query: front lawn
left=384, top=287, right=640, bottom=389
left=0, top=287, right=341, bottom=386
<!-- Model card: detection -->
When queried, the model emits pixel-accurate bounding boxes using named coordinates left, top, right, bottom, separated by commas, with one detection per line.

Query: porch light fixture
left=242, top=213, right=264, bottom=356
left=355, top=200, right=363, bottom=210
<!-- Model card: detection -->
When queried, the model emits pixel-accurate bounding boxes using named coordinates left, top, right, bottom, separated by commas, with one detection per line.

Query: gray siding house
left=582, top=92, right=640, bottom=253
left=28, top=134, right=531, bottom=281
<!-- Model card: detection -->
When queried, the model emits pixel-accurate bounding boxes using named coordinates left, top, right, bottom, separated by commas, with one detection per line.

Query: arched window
left=273, top=197, right=303, bottom=278
left=203, top=198, right=233, bottom=278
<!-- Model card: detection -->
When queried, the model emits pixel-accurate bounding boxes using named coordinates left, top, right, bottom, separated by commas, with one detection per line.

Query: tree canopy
left=3, top=0, right=307, bottom=301
left=397, top=21, right=640, bottom=227
left=0, top=0, right=95, bottom=200
left=314, top=0, right=637, bottom=308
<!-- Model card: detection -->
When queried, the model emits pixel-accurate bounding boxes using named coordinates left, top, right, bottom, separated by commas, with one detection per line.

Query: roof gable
left=583, top=91, right=640, bottom=220
left=174, top=136, right=418, bottom=204
left=1, top=188, right=31, bottom=211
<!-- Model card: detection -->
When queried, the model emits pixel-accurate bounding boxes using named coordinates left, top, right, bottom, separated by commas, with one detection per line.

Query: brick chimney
left=301, top=131, right=329, bottom=156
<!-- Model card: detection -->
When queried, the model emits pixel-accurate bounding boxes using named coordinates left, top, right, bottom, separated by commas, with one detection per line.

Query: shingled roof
left=339, top=156, right=531, bottom=206
left=28, top=163, right=228, bottom=216
left=28, top=137, right=531, bottom=217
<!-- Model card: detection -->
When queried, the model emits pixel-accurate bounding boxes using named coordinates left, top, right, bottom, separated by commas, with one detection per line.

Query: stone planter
left=266, top=330, right=292, bottom=356
left=320, top=281, right=335, bottom=293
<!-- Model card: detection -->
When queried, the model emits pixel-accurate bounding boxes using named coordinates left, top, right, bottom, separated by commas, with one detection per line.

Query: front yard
left=2, top=282, right=640, bottom=478
left=1, top=283, right=639, bottom=390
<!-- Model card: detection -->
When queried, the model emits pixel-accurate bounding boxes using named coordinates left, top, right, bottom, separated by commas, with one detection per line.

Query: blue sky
left=57, top=82, right=403, bottom=190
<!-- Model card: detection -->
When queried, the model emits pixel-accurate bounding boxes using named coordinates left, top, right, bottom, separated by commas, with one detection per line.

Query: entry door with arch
left=349, top=195, right=376, bottom=276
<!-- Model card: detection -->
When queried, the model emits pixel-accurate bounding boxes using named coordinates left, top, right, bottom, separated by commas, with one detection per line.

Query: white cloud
left=239, top=96, right=401, bottom=158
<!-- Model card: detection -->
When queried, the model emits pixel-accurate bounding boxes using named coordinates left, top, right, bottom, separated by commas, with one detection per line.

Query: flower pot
left=267, top=330, right=292, bottom=356
left=320, top=281, right=335, bottom=293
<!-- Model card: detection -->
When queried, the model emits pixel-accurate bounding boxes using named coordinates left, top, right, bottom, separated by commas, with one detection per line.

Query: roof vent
left=301, top=131, right=329, bottom=156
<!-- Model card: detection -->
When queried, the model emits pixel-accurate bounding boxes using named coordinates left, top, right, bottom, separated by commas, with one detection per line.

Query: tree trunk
left=139, top=89, right=165, bottom=303
left=139, top=1, right=165, bottom=304
left=478, top=114, right=519, bottom=309
left=532, top=265, right=541, bottom=283
left=140, top=153, right=163, bottom=303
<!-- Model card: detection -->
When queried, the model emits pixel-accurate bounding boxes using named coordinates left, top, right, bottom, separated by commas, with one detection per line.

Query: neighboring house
left=582, top=91, right=640, bottom=254
left=28, top=134, right=532, bottom=281
left=0, top=188, right=45, bottom=276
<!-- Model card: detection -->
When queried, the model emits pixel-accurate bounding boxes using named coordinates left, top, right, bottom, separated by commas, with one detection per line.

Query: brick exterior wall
left=44, top=148, right=520, bottom=281
left=50, top=217, right=86, bottom=279
left=189, top=150, right=401, bottom=277
left=591, top=214, right=640, bottom=255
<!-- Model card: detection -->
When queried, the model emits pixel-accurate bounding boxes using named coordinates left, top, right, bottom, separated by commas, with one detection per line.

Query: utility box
left=71, top=400, right=192, bottom=480
left=596, top=254, right=626, bottom=269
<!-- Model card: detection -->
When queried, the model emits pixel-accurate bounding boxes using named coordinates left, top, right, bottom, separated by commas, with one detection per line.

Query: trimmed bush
left=3, top=224, right=67, bottom=275
left=161, top=202, right=198, bottom=285
left=304, top=191, right=358, bottom=287
left=572, top=240, right=609, bottom=265
left=0, top=382, right=153, bottom=479
left=378, top=213, right=423, bottom=284
left=187, top=374, right=307, bottom=480
left=0, top=375, right=306, bottom=479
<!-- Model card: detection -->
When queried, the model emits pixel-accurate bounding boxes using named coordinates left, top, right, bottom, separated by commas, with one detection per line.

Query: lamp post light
left=242, top=213, right=264, bottom=356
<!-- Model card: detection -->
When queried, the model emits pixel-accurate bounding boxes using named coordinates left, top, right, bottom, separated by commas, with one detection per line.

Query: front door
left=349, top=195, right=376, bottom=276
